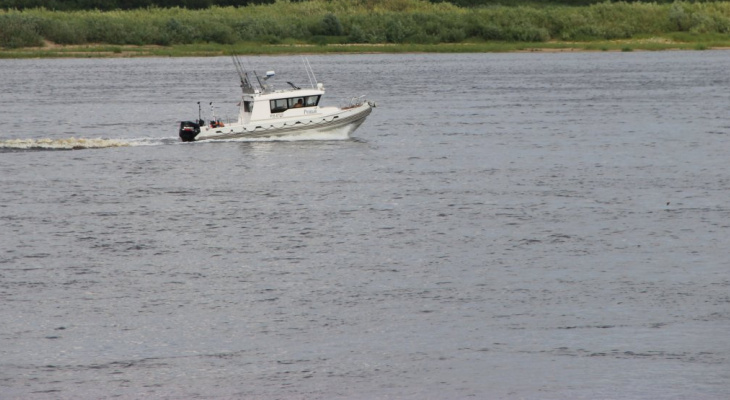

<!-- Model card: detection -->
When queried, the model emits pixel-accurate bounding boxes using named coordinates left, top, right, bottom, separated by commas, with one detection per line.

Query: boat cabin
left=239, top=88, right=324, bottom=125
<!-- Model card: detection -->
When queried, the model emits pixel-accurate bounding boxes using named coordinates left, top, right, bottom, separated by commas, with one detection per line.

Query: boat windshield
left=270, top=95, right=320, bottom=113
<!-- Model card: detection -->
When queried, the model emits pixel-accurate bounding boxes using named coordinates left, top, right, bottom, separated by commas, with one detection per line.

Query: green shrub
left=506, top=24, right=550, bottom=42
left=164, top=18, right=198, bottom=44
left=38, top=19, right=86, bottom=45
left=670, top=2, right=692, bottom=31
left=385, top=18, right=407, bottom=43
left=0, top=14, right=44, bottom=48
left=468, top=20, right=504, bottom=41
left=347, top=23, right=367, bottom=43
left=320, top=13, right=344, bottom=36
left=440, top=27, right=467, bottom=43
left=199, top=24, right=237, bottom=44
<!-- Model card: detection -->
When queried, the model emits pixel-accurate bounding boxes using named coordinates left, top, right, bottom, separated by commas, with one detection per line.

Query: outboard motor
left=179, top=121, right=201, bottom=142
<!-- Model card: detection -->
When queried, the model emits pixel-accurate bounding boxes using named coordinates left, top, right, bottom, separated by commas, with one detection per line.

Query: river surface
left=1, top=52, right=729, bottom=399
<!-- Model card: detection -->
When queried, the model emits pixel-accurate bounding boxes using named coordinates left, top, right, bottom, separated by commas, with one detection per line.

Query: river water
left=1, top=52, right=729, bottom=399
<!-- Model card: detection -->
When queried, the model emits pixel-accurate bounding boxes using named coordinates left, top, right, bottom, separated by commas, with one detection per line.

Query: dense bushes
left=0, top=13, right=44, bottom=48
left=0, top=0, right=716, bottom=12
left=1, top=0, right=730, bottom=49
left=0, top=0, right=275, bottom=11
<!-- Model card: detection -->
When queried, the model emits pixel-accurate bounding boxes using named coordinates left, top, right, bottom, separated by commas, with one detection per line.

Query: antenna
left=232, top=55, right=244, bottom=80
left=253, top=70, right=267, bottom=92
left=302, top=57, right=317, bottom=89
left=232, top=55, right=255, bottom=94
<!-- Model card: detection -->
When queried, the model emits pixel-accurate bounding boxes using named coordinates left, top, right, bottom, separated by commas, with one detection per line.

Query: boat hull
left=191, top=102, right=372, bottom=142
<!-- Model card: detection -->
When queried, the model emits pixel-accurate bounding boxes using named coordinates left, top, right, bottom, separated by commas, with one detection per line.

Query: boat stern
left=179, top=121, right=201, bottom=142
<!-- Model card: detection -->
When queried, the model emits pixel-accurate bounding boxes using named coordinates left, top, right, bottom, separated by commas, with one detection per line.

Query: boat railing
left=341, top=95, right=367, bottom=109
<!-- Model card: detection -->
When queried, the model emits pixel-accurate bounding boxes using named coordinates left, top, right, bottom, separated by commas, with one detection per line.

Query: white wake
left=1, top=129, right=355, bottom=151
left=0, top=137, right=174, bottom=150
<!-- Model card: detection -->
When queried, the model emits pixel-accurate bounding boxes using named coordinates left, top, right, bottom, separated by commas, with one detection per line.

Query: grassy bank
left=2, top=37, right=725, bottom=59
left=2, top=0, right=730, bottom=57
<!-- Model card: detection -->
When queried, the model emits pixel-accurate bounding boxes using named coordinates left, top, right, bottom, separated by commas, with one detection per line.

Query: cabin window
left=305, top=95, right=320, bottom=107
left=244, top=101, right=253, bottom=113
left=288, top=97, right=305, bottom=108
left=270, top=99, right=288, bottom=113
left=270, top=95, right=321, bottom=113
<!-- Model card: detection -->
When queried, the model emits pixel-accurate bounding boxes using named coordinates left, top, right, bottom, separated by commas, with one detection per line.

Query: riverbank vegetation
left=0, top=0, right=711, bottom=11
left=2, top=0, right=730, bottom=56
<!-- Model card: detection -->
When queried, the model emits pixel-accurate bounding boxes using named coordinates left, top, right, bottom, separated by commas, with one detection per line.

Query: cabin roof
left=246, top=88, right=324, bottom=100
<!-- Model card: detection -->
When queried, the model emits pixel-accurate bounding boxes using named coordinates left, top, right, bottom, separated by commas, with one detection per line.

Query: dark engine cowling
left=179, top=121, right=201, bottom=142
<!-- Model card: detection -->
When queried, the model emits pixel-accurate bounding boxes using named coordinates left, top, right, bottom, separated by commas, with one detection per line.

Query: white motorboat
left=179, top=57, right=375, bottom=142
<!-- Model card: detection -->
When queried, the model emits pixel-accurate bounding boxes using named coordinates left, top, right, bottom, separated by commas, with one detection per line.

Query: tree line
left=1, top=0, right=706, bottom=12
left=3, top=0, right=729, bottom=49
left=0, top=0, right=273, bottom=11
